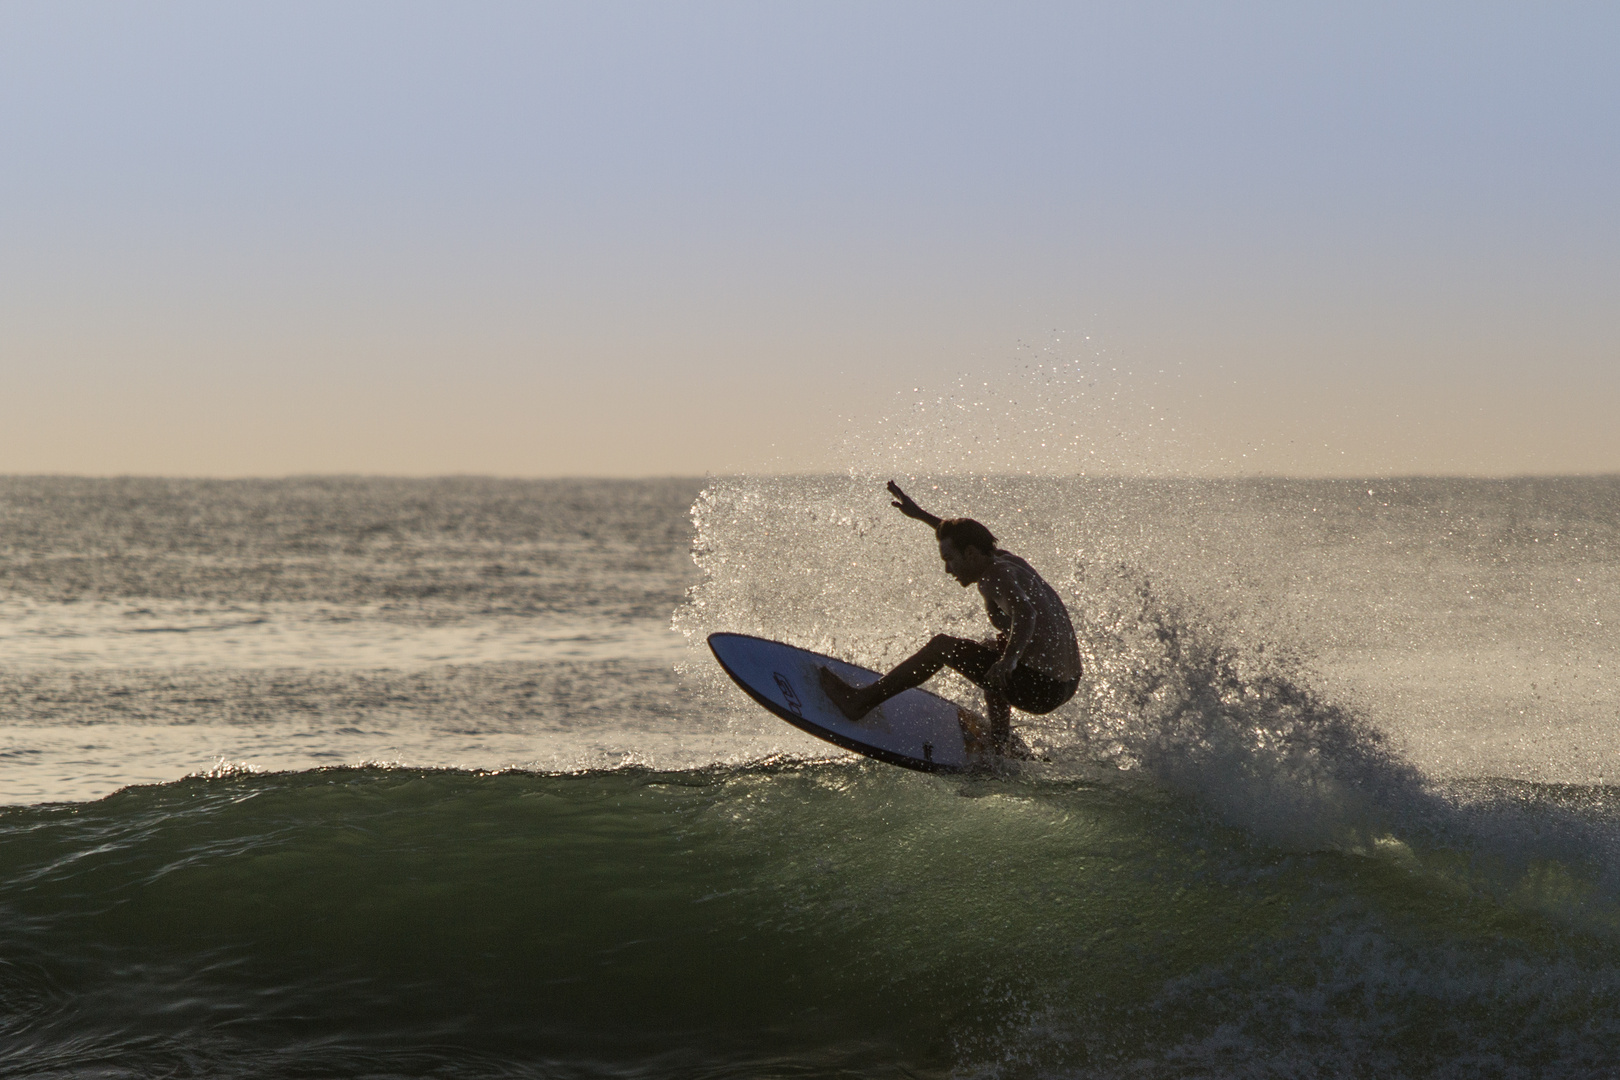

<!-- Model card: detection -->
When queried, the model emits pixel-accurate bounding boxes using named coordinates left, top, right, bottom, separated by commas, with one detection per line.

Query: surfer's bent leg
left=819, top=635, right=995, bottom=721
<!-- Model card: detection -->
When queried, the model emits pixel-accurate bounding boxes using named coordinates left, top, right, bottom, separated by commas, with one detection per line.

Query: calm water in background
left=3, top=474, right=1620, bottom=1078
left=0, top=477, right=709, bottom=803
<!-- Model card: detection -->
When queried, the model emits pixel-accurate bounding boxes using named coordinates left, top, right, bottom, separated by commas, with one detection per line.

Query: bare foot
left=956, top=707, right=992, bottom=759
left=818, top=666, right=871, bottom=722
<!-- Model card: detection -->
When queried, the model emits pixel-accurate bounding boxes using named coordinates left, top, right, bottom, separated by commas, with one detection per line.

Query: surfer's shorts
left=935, top=636, right=1079, bottom=715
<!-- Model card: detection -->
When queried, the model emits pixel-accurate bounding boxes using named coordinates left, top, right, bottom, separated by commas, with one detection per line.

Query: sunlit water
left=4, top=473, right=1620, bottom=1078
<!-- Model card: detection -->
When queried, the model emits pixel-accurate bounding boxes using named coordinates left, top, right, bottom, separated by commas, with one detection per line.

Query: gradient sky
left=2, top=1, right=1616, bottom=476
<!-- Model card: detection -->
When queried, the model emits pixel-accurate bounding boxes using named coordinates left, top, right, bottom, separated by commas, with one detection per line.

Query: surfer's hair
left=936, top=518, right=997, bottom=555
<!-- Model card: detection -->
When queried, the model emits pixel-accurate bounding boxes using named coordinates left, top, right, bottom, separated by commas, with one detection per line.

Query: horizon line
left=3, top=470, right=1618, bottom=483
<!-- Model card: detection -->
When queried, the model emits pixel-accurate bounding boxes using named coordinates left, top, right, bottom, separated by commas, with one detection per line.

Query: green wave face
left=5, top=763, right=1620, bottom=1078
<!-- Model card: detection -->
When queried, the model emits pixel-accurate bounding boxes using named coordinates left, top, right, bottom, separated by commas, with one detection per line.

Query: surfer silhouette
left=818, top=481, right=1082, bottom=754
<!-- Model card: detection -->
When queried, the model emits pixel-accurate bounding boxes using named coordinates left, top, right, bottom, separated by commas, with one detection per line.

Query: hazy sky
left=2, top=2, right=1616, bottom=476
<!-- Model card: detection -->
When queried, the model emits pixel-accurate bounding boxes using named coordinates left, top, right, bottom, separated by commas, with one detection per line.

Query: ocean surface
left=4, top=473, right=1620, bottom=1078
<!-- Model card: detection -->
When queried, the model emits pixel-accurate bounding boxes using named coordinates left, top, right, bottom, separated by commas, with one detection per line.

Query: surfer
left=818, top=481, right=1081, bottom=753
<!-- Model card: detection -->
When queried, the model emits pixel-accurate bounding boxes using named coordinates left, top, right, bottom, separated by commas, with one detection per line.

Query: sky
left=1, top=1, right=1616, bottom=477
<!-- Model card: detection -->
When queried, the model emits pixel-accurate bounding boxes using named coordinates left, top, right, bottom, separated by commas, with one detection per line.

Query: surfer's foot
left=818, top=666, right=871, bottom=722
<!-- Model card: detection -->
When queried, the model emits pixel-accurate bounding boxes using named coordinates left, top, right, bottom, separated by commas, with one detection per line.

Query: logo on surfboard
left=772, top=672, right=804, bottom=717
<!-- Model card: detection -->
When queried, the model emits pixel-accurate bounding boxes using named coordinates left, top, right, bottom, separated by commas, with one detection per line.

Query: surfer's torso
left=979, top=551, right=1082, bottom=682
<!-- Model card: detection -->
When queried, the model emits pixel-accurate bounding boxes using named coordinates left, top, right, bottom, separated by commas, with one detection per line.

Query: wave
left=678, top=476, right=1620, bottom=918
left=6, top=760, right=1620, bottom=1077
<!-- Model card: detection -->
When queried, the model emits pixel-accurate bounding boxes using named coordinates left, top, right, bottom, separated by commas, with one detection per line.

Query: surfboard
left=707, top=632, right=998, bottom=773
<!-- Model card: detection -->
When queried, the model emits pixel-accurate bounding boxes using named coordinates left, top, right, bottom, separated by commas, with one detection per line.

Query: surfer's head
left=936, top=518, right=996, bottom=585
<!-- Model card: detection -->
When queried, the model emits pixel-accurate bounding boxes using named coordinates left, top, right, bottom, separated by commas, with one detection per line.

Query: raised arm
left=980, top=565, right=1040, bottom=682
left=887, top=481, right=942, bottom=529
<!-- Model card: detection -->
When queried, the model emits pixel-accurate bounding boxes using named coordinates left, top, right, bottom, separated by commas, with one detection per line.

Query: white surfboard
left=707, top=632, right=998, bottom=772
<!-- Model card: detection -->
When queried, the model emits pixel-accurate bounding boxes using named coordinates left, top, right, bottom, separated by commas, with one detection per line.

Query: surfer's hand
left=888, top=481, right=932, bottom=523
